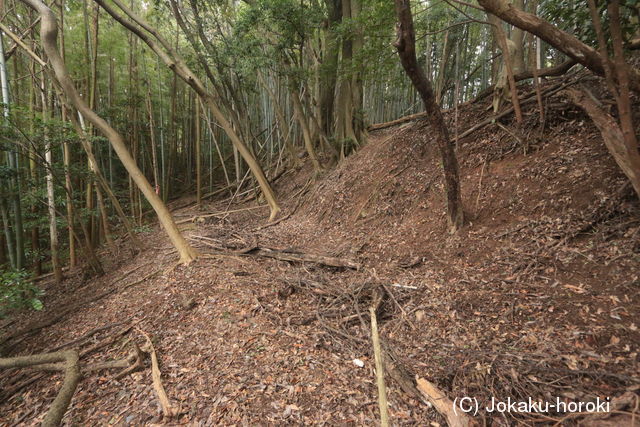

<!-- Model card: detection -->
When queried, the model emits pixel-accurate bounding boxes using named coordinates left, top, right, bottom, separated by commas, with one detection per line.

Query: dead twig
left=370, top=306, right=390, bottom=427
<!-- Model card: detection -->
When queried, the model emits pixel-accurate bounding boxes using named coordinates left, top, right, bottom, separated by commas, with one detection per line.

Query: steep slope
left=1, top=78, right=638, bottom=425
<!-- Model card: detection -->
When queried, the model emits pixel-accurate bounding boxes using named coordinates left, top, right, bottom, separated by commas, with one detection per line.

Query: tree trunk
left=41, top=75, right=62, bottom=284
left=96, top=0, right=281, bottom=220
left=510, top=0, right=526, bottom=74
left=488, top=14, right=523, bottom=122
left=476, top=0, right=640, bottom=92
left=0, top=30, right=25, bottom=269
left=195, top=96, right=202, bottom=207
left=393, top=0, right=464, bottom=232
left=291, top=86, right=322, bottom=172
left=28, top=48, right=42, bottom=274
left=319, top=0, right=341, bottom=136
left=20, top=0, right=198, bottom=264
left=566, top=88, right=640, bottom=198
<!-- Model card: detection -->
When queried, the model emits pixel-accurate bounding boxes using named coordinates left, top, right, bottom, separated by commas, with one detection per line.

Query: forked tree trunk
left=394, top=0, right=464, bottom=232
left=20, top=0, right=198, bottom=264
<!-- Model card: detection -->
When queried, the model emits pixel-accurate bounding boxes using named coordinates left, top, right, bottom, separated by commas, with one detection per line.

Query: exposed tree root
left=0, top=335, right=147, bottom=426
left=0, top=350, right=80, bottom=427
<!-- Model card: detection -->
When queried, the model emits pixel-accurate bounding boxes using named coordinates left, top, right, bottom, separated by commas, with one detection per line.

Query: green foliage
left=133, top=224, right=153, bottom=234
left=540, top=0, right=639, bottom=47
left=0, top=270, right=44, bottom=316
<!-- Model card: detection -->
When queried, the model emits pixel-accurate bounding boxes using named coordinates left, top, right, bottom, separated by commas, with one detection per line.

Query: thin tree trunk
left=476, top=0, right=640, bottom=92
left=195, top=96, right=202, bottom=207
left=489, top=14, right=522, bottom=122
left=394, top=0, right=464, bottom=232
left=0, top=30, right=25, bottom=269
left=320, top=0, right=341, bottom=136
left=0, top=193, right=16, bottom=269
left=145, top=84, right=160, bottom=194
left=27, top=47, right=42, bottom=274
left=257, top=72, right=299, bottom=167
left=96, top=0, right=281, bottom=220
left=291, top=86, right=322, bottom=172
left=435, top=29, right=450, bottom=105
left=510, top=0, right=526, bottom=74
left=200, top=99, right=232, bottom=188
left=21, top=0, right=198, bottom=264
left=62, top=109, right=76, bottom=268
left=41, top=74, right=62, bottom=284
left=95, top=184, right=114, bottom=251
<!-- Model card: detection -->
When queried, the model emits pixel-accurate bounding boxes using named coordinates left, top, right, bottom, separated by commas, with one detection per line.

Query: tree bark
left=0, top=30, right=25, bottom=269
left=98, top=0, right=281, bottom=220
left=476, top=0, right=640, bottom=92
left=291, top=86, right=322, bottom=172
left=566, top=88, right=640, bottom=199
left=20, top=0, right=198, bottom=264
left=394, top=0, right=464, bottom=232
left=41, top=74, right=62, bottom=284
left=195, top=96, right=202, bottom=207
left=319, top=0, right=341, bottom=136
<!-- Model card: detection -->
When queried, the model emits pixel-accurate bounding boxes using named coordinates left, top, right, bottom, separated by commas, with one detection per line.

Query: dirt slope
left=1, top=80, right=639, bottom=425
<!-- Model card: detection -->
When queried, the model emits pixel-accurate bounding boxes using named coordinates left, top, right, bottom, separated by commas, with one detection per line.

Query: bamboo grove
left=1, top=0, right=639, bottom=306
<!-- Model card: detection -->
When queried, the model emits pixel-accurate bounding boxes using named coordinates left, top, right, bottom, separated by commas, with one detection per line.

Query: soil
left=1, top=77, right=639, bottom=426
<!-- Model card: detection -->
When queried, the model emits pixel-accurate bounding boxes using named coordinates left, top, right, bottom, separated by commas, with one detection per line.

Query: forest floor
left=1, top=77, right=640, bottom=426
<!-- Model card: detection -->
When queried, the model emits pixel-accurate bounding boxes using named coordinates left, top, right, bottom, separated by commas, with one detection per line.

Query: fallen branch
left=416, top=377, right=475, bottom=427
left=253, top=212, right=292, bottom=231
left=564, top=86, right=640, bottom=198
left=458, top=77, right=580, bottom=140
left=370, top=307, right=389, bottom=427
left=233, top=246, right=359, bottom=269
left=176, top=205, right=268, bottom=224
left=139, top=330, right=174, bottom=419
